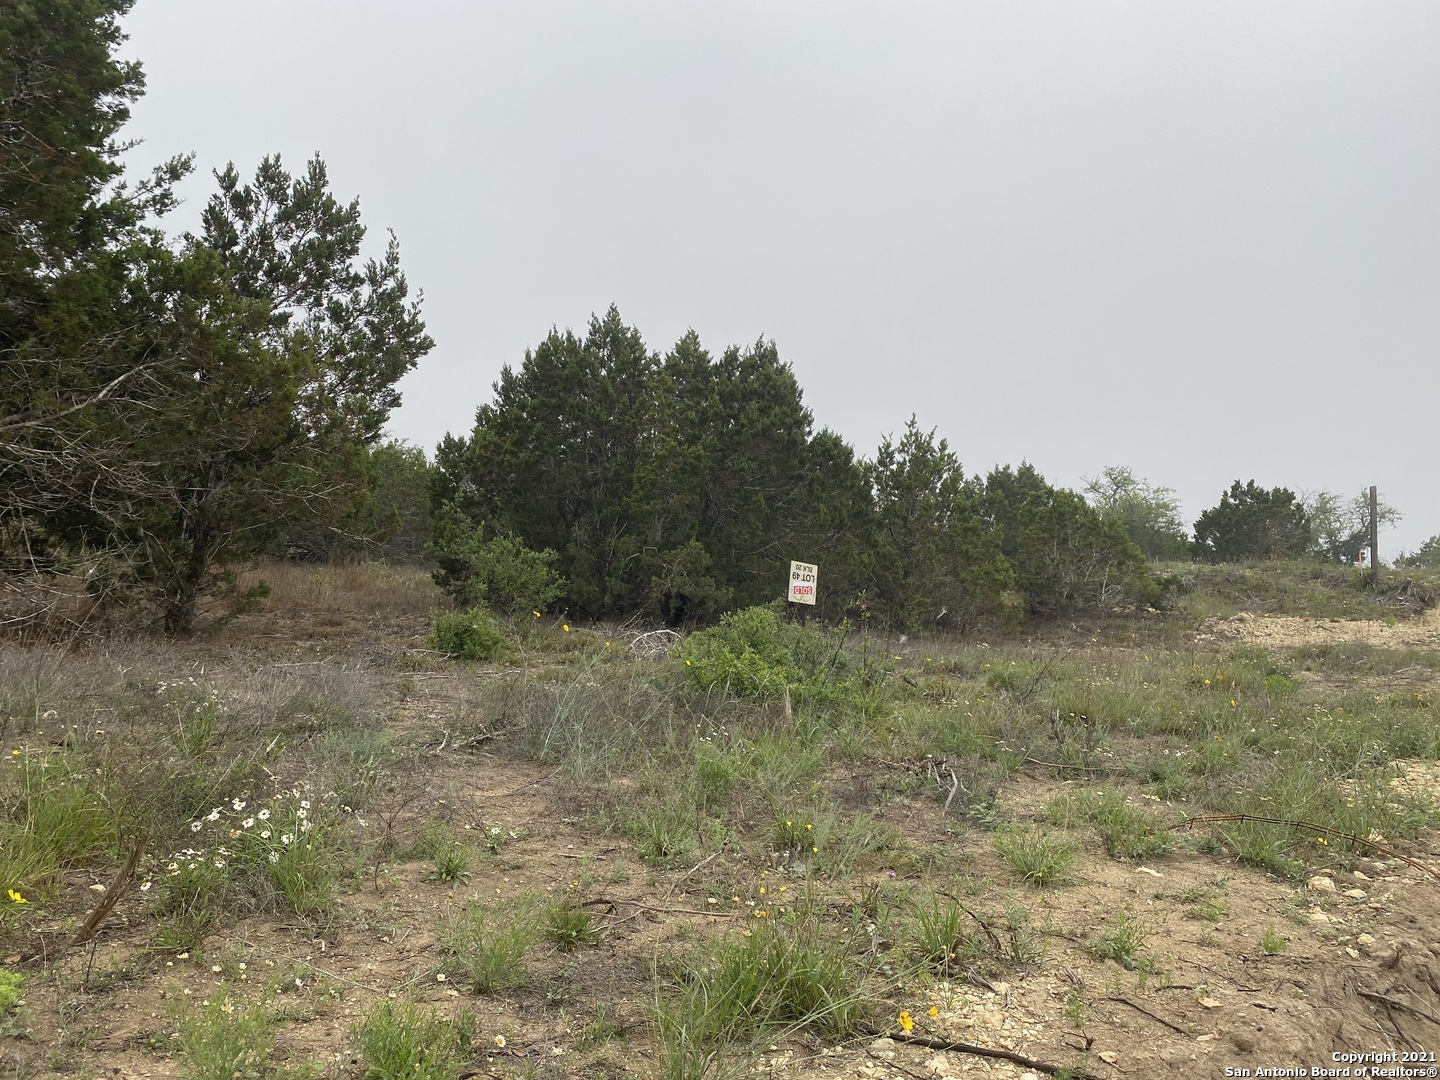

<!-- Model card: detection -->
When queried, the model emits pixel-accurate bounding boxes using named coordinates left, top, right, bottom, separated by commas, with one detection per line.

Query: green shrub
left=427, top=835, right=470, bottom=884
left=0, top=751, right=118, bottom=897
left=907, top=894, right=986, bottom=975
left=158, top=678, right=227, bottom=756
left=1048, top=789, right=1169, bottom=860
left=1088, top=912, right=1160, bottom=974
left=430, top=510, right=565, bottom=617
left=1259, top=926, right=1289, bottom=955
left=171, top=993, right=275, bottom=1080
left=355, top=999, right=472, bottom=1080
left=544, top=900, right=602, bottom=951
left=438, top=899, right=537, bottom=991
left=993, top=826, right=1074, bottom=886
left=429, top=607, right=506, bottom=660
left=0, top=969, right=21, bottom=1014
left=679, top=604, right=848, bottom=702
left=616, top=798, right=695, bottom=866
left=653, top=917, right=857, bottom=1077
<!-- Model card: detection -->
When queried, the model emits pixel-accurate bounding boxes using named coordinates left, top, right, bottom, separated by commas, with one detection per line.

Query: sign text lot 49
left=788, top=561, right=817, bottom=606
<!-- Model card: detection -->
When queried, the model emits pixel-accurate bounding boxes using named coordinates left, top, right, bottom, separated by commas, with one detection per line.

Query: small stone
left=1231, top=1032, right=1257, bottom=1052
left=1345, top=947, right=1360, bottom=959
left=1356, top=933, right=1376, bottom=948
left=1353, top=870, right=1371, bottom=881
left=1307, top=875, right=1336, bottom=892
left=1308, top=911, right=1331, bottom=926
left=1343, top=889, right=1367, bottom=899
left=1098, top=1051, right=1120, bottom=1064
left=1199, top=996, right=1223, bottom=1009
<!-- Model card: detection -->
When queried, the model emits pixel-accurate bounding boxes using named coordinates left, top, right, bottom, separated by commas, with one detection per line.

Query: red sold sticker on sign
left=787, top=561, right=817, bottom=605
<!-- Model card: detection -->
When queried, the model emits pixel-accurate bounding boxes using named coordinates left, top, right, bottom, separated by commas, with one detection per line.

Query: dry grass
left=236, top=560, right=442, bottom=621
left=3, top=563, right=1440, bottom=1079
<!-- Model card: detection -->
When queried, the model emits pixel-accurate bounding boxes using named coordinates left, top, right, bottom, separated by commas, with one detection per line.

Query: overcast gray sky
left=119, top=1, right=1439, bottom=555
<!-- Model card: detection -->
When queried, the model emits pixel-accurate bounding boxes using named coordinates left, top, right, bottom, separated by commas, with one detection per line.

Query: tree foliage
left=1192, top=481, right=1312, bottom=563
left=1304, top=490, right=1400, bottom=565
left=1397, top=535, right=1440, bottom=570
left=863, top=419, right=1011, bottom=633
left=0, top=7, right=432, bottom=632
left=436, top=314, right=1164, bottom=630
left=1082, top=466, right=1190, bottom=560
left=979, top=464, right=1146, bottom=616
left=435, top=310, right=867, bottom=625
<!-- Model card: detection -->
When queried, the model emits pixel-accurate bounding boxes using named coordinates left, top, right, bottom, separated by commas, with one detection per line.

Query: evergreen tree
left=0, top=3, right=433, bottom=631
left=864, top=419, right=1011, bottom=633
left=1193, top=480, right=1311, bottom=563
left=436, top=312, right=862, bottom=623
left=980, top=464, right=1145, bottom=616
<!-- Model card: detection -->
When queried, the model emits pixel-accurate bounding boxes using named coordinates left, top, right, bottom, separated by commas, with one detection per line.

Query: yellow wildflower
left=6, top=889, right=25, bottom=904
left=898, top=1010, right=914, bottom=1032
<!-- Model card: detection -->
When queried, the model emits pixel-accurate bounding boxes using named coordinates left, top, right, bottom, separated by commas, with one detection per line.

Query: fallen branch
left=940, top=765, right=959, bottom=817
left=1356, top=988, right=1440, bottom=1027
left=664, top=847, right=725, bottom=901
left=606, top=896, right=741, bottom=926
left=1101, top=994, right=1189, bottom=1034
left=857, top=1023, right=1100, bottom=1078
left=1170, top=814, right=1440, bottom=883
left=1020, top=756, right=1124, bottom=774
left=67, top=836, right=144, bottom=950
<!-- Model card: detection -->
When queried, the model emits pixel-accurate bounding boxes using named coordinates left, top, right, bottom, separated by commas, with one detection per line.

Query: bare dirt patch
left=1204, top=608, right=1440, bottom=651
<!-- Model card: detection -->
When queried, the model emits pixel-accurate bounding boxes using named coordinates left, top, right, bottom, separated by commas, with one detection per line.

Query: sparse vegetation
left=437, top=898, right=539, bottom=992
left=170, top=993, right=281, bottom=1080
left=1, top=558, right=1438, bottom=1076
left=354, top=999, right=473, bottom=1080
left=993, top=826, right=1076, bottom=886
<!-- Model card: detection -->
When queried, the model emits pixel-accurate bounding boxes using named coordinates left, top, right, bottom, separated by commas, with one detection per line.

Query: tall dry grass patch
left=237, top=560, right=442, bottom=621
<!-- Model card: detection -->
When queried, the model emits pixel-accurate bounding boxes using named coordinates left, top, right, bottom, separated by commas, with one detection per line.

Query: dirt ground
left=1204, top=605, right=1440, bottom=651
left=5, top=600, right=1440, bottom=1080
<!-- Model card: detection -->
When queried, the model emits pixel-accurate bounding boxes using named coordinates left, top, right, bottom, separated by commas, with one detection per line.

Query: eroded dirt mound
left=1204, top=607, right=1440, bottom=651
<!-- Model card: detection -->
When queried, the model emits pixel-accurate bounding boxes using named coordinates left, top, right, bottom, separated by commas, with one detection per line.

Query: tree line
left=4, top=3, right=1432, bottom=637
left=427, top=310, right=1419, bottom=631
left=430, top=308, right=1150, bottom=630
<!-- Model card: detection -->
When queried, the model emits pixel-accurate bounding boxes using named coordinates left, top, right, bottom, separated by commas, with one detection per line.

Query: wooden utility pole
left=1369, top=485, right=1379, bottom=588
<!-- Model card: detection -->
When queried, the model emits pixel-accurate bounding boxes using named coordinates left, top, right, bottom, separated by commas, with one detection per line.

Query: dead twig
left=67, top=836, right=144, bottom=951
left=606, top=897, right=740, bottom=926
left=1170, top=814, right=1440, bottom=883
left=940, top=765, right=959, bottom=817
left=1101, top=995, right=1189, bottom=1034
left=664, top=847, right=725, bottom=901
left=857, top=1023, right=1098, bottom=1078
left=1020, top=756, right=1125, bottom=773
left=1357, top=988, right=1440, bottom=1026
